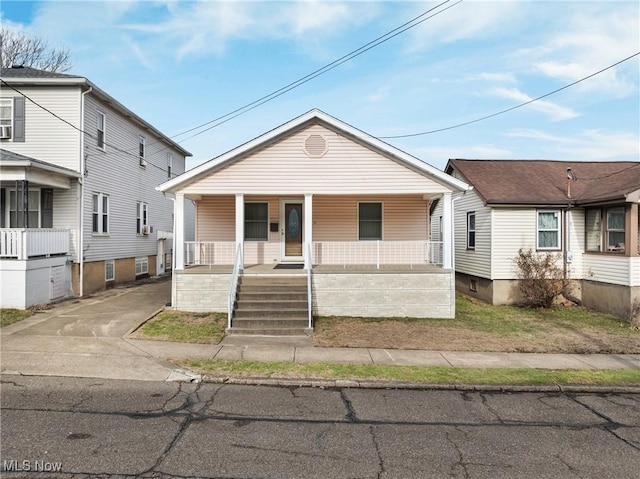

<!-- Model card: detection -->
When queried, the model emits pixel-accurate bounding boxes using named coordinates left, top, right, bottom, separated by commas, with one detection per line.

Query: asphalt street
left=1, top=376, right=639, bottom=479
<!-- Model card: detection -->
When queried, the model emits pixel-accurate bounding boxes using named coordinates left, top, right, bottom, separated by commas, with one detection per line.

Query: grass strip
left=0, top=309, right=33, bottom=327
left=175, top=359, right=640, bottom=386
left=136, top=311, right=226, bottom=344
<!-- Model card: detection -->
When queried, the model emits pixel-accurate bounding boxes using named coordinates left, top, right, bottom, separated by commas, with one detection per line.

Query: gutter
left=79, top=86, right=92, bottom=297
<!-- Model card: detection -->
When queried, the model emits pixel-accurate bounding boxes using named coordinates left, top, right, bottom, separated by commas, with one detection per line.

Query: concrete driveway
left=0, top=277, right=193, bottom=382
left=13, top=277, right=171, bottom=337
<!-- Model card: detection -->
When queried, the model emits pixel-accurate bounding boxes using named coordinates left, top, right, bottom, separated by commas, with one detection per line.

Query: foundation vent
left=303, top=134, right=327, bottom=158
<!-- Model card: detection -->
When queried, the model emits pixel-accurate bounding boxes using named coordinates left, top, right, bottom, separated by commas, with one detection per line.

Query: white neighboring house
left=432, top=159, right=640, bottom=319
left=0, top=66, right=192, bottom=309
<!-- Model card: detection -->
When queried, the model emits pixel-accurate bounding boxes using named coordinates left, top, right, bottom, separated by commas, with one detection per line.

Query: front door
left=283, top=202, right=303, bottom=260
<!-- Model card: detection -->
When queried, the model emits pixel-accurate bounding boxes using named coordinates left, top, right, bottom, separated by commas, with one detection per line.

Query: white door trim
left=280, top=198, right=304, bottom=262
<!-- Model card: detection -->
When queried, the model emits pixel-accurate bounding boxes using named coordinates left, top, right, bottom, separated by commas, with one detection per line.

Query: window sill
left=92, top=233, right=110, bottom=237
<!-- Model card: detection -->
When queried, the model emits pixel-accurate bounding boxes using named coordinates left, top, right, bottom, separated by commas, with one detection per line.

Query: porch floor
left=182, top=263, right=445, bottom=274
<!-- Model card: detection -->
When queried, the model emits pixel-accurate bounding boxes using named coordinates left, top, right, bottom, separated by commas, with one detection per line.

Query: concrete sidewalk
left=1, top=278, right=639, bottom=387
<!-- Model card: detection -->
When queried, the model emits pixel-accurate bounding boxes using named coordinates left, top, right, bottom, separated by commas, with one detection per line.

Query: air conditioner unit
left=0, top=125, right=11, bottom=140
left=141, top=225, right=150, bottom=235
left=139, top=158, right=147, bottom=167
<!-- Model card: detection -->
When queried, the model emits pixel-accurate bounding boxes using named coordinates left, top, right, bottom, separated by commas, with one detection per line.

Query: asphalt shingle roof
left=448, top=159, right=640, bottom=205
left=0, top=66, right=80, bottom=79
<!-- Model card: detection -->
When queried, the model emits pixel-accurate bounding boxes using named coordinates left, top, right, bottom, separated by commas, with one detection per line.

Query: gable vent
left=304, top=134, right=327, bottom=158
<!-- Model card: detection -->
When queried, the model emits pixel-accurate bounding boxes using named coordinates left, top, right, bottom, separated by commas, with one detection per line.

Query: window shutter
left=0, top=188, right=5, bottom=228
left=13, top=97, right=25, bottom=142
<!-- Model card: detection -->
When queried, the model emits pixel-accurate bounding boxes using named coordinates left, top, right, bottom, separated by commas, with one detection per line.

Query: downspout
left=78, top=86, right=92, bottom=297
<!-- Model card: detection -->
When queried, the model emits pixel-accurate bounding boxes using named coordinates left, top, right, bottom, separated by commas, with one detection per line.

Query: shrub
left=514, top=248, right=572, bottom=308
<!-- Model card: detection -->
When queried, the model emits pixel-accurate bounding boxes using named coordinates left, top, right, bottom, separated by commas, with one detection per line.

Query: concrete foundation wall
left=72, top=255, right=157, bottom=297
left=582, top=280, right=638, bottom=320
left=0, top=257, right=71, bottom=309
left=313, top=271, right=454, bottom=318
left=174, top=271, right=231, bottom=313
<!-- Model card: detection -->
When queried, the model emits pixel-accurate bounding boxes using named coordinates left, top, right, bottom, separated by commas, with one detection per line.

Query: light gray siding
left=453, top=190, right=492, bottom=278
left=81, top=94, right=187, bottom=262
left=0, top=86, right=81, bottom=170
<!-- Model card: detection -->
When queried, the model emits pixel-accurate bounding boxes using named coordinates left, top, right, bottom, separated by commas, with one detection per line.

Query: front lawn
left=132, top=310, right=226, bottom=344
left=312, top=294, right=640, bottom=354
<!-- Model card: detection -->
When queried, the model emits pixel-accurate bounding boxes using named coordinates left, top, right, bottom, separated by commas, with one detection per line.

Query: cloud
left=513, top=3, right=639, bottom=97
left=506, top=128, right=640, bottom=161
left=405, top=0, right=525, bottom=51
left=492, top=87, right=580, bottom=121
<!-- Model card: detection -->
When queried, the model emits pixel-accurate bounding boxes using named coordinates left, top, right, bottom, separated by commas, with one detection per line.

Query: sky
left=1, top=0, right=639, bottom=171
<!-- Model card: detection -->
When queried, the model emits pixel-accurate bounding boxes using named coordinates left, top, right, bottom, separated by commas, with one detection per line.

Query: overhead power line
left=378, top=51, right=640, bottom=139
left=171, top=0, right=463, bottom=145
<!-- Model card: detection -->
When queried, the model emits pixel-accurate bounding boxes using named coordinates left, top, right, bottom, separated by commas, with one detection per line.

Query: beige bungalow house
left=159, top=110, right=470, bottom=334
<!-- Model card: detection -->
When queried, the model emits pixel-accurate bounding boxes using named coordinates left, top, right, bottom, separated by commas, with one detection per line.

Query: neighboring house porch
left=0, top=150, right=78, bottom=308
left=160, top=110, right=469, bottom=333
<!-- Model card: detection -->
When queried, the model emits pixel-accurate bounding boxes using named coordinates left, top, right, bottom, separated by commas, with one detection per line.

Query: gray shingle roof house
left=432, top=159, right=640, bottom=319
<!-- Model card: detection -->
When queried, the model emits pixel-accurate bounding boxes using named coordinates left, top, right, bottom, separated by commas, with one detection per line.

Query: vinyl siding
left=182, top=124, right=451, bottom=196
left=453, top=190, right=491, bottom=278
left=492, top=208, right=538, bottom=280
left=582, top=254, right=634, bottom=286
left=195, top=194, right=429, bottom=263
left=0, top=86, right=81, bottom=170
left=566, top=208, right=584, bottom=279
left=52, top=183, right=80, bottom=260
left=80, top=94, right=187, bottom=262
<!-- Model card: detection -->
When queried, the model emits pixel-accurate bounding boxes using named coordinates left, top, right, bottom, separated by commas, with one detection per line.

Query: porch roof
left=0, top=149, right=80, bottom=189
left=158, top=109, right=470, bottom=195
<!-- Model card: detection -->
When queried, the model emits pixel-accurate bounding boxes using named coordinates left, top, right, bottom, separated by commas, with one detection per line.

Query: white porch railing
left=185, top=241, right=236, bottom=267
left=0, top=229, right=70, bottom=260
left=228, top=244, right=244, bottom=329
left=312, top=240, right=443, bottom=268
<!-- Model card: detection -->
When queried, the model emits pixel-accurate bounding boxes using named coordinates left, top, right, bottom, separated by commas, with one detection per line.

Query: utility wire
left=171, top=0, right=461, bottom=144
left=379, top=51, right=640, bottom=139
left=0, top=77, right=180, bottom=177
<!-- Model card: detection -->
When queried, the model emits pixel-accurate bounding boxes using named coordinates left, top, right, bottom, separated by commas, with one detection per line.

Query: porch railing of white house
left=185, top=241, right=236, bottom=267
left=312, top=240, right=443, bottom=268
left=0, top=229, right=70, bottom=260
left=228, top=244, right=244, bottom=329
left=305, top=242, right=313, bottom=329
left=184, top=240, right=444, bottom=268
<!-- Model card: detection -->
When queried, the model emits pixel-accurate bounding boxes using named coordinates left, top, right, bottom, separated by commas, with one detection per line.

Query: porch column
left=174, top=193, right=185, bottom=270
left=304, top=194, right=313, bottom=268
left=627, top=203, right=638, bottom=257
left=442, top=192, right=453, bottom=270
left=235, top=194, right=244, bottom=267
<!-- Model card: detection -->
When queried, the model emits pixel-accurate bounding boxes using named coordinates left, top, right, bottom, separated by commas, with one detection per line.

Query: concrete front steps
left=228, top=275, right=311, bottom=336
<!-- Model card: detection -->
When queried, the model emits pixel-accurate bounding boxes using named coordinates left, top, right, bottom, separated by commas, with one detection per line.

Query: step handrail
left=305, top=242, right=312, bottom=330
left=228, top=244, right=243, bottom=329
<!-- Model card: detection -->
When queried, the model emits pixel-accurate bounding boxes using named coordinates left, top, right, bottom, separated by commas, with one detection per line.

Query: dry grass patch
left=313, top=294, right=640, bottom=354
left=132, top=310, right=226, bottom=344
left=0, top=309, right=33, bottom=327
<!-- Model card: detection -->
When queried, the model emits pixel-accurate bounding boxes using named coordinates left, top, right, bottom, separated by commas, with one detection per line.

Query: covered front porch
left=0, top=149, right=78, bottom=308
left=159, top=110, right=469, bottom=329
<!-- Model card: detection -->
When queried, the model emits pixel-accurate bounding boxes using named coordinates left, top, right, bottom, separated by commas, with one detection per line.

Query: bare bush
left=514, top=248, right=572, bottom=308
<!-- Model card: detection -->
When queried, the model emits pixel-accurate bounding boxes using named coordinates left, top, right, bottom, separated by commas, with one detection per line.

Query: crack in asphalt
left=445, top=427, right=470, bottom=479
left=557, top=454, right=586, bottom=479
left=368, top=425, right=385, bottom=479
left=340, top=389, right=358, bottom=423
left=479, top=392, right=504, bottom=423
left=569, top=395, right=640, bottom=452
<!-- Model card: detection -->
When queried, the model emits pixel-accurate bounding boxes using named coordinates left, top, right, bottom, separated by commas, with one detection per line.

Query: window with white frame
left=0, top=98, right=12, bottom=136
left=135, top=256, right=148, bottom=275
left=358, top=202, right=382, bottom=240
left=96, top=111, right=106, bottom=149
left=537, top=210, right=561, bottom=250
left=105, top=259, right=115, bottom=281
left=167, top=153, right=173, bottom=179
left=136, top=201, right=148, bottom=234
left=467, top=212, right=476, bottom=249
left=9, top=189, right=39, bottom=227
left=606, top=207, right=625, bottom=252
left=92, top=193, right=109, bottom=234
left=244, top=202, right=268, bottom=241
